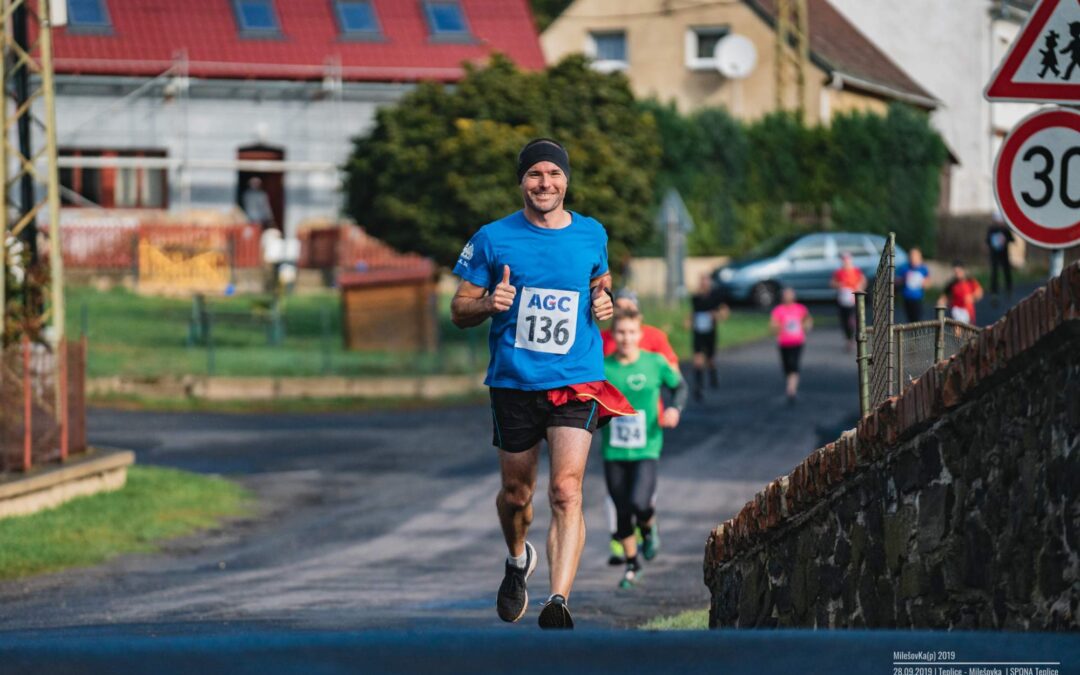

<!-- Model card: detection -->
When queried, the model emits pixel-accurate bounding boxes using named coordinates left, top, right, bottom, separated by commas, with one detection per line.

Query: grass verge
left=87, top=391, right=488, bottom=415
left=0, top=465, right=252, bottom=580
left=640, top=608, right=710, bottom=631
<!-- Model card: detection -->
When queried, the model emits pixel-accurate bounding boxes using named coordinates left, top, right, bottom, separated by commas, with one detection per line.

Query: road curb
left=88, top=374, right=487, bottom=402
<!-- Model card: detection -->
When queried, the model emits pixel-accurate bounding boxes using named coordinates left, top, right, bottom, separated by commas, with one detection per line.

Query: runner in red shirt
left=769, top=287, right=813, bottom=404
left=830, top=252, right=866, bottom=352
left=938, top=260, right=984, bottom=325
left=600, top=290, right=678, bottom=367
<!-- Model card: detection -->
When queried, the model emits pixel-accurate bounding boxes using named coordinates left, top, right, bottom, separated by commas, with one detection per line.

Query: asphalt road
left=1, top=292, right=1069, bottom=673
left=0, top=322, right=863, bottom=633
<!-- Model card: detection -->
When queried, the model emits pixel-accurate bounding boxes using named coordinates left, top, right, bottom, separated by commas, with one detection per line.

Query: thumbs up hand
left=489, top=265, right=516, bottom=313
left=591, top=282, right=613, bottom=321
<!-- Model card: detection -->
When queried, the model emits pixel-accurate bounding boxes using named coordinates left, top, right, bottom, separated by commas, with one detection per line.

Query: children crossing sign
left=993, top=107, right=1080, bottom=249
left=985, top=0, right=1080, bottom=103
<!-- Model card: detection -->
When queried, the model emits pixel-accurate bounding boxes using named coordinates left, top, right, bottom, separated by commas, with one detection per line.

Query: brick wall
left=704, top=262, right=1080, bottom=630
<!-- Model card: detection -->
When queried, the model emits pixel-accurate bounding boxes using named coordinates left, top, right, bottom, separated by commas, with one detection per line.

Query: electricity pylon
left=0, top=0, right=65, bottom=408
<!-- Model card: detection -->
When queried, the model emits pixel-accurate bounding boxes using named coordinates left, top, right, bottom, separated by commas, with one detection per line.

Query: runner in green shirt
left=603, top=308, right=688, bottom=588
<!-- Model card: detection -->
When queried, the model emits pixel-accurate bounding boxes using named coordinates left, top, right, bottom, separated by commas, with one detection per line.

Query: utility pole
left=775, top=0, right=810, bottom=118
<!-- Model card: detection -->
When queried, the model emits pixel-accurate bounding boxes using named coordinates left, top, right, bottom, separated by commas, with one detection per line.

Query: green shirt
left=602, top=351, right=682, bottom=461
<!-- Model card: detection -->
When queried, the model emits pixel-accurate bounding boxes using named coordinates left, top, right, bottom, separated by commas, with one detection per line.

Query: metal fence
left=893, top=313, right=981, bottom=393
left=857, top=233, right=980, bottom=416
left=867, top=233, right=895, bottom=410
left=0, top=338, right=87, bottom=474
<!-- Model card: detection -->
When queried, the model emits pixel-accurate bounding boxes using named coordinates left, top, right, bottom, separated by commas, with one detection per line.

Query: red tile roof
left=748, top=0, right=937, bottom=107
left=50, top=0, right=546, bottom=83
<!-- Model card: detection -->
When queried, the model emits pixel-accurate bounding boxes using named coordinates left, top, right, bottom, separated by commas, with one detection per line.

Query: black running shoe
left=496, top=541, right=536, bottom=623
left=538, top=594, right=574, bottom=629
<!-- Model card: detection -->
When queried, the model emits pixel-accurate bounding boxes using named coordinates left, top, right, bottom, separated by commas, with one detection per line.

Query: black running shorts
left=489, top=387, right=602, bottom=453
left=780, top=344, right=803, bottom=375
left=692, top=330, right=717, bottom=358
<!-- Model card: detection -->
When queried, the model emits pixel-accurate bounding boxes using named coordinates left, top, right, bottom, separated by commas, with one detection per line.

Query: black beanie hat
left=517, top=138, right=570, bottom=183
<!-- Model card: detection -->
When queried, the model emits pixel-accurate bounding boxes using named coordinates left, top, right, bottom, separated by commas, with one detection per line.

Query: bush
left=647, top=103, right=948, bottom=256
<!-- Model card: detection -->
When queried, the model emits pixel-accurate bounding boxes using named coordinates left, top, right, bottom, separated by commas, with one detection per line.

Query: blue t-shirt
left=453, top=210, right=609, bottom=390
left=896, top=263, right=930, bottom=301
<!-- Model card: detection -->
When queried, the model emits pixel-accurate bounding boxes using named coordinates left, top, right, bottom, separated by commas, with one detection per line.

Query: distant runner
left=602, top=307, right=687, bottom=589
left=830, top=252, right=866, bottom=352
left=688, top=273, right=730, bottom=401
left=770, top=287, right=812, bottom=404
left=599, top=289, right=679, bottom=566
left=939, top=260, right=984, bottom=325
left=986, top=214, right=1015, bottom=304
left=451, top=138, right=631, bottom=630
left=895, top=247, right=931, bottom=323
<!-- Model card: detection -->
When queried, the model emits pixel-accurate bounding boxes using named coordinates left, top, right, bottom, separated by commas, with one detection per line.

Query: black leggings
left=838, top=304, right=855, bottom=340
left=604, top=460, right=658, bottom=540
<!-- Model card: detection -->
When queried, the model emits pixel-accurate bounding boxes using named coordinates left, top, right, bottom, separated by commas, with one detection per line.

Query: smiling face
left=520, top=160, right=568, bottom=215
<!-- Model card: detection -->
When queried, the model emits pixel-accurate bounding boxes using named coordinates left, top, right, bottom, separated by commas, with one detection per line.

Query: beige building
left=541, top=0, right=938, bottom=125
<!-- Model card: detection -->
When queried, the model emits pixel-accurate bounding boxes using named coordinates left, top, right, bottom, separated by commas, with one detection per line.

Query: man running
left=831, top=252, right=866, bottom=352
left=688, top=273, right=729, bottom=401
left=451, top=138, right=628, bottom=630
left=938, top=260, right=984, bottom=325
left=895, top=247, right=931, bottom=323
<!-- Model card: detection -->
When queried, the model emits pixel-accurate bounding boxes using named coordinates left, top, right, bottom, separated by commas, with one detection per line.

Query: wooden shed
left=337, top=234, right=437, bottom=353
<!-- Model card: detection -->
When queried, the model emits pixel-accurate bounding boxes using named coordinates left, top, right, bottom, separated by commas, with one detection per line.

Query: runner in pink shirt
left=769, top=287, right=813, bottom=404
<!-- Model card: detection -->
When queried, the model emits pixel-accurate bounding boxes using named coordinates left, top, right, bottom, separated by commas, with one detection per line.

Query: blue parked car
left=711, top=232, right=907, bottom=308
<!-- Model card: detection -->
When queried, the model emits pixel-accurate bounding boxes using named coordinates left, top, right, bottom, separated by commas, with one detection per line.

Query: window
left=66, top=0, right=110, bottom=30
left=685, top=26, right=731, bottom=71
left=60, top=149, right=168, bottom=210
left=335, top=0, right=381, bottom=36
left=787, top=235, right=828, bottom=261
left=233, top=0, right=281, bottom=35
left=588, top=31, right=627, bottom=72
left=424, top=1, right=470, bottom=39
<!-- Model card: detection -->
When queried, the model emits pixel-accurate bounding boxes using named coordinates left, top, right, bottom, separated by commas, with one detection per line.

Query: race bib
left=838, top=288, right=856, bottom=307
left=785, top=319, right=800, bottom=335
left=950, top=307, right=971, bottom=324
left=991, top=232, right=1006, bottom=251
left=693, top=311, right=714, bottom=333
left=905, top=271, right=924, bottom=291
left=610, top=411, right=646, bottom=449
left=515, top=287, right=579, bottom=355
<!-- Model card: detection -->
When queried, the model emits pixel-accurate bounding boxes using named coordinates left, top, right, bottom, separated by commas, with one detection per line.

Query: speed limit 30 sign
left=994, top=107, right=1080, bottom=249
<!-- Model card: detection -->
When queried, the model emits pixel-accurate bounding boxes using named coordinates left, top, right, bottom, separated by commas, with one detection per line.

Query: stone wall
left=704, top=263, right=1080, bottom=631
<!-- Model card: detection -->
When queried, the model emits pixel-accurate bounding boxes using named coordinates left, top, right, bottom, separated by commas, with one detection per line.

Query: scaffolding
left=0, top=0, right=69, bottom=460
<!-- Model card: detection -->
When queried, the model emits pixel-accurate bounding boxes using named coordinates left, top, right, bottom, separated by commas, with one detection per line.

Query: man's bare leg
left=496, top=443, right=539, bottom=557
left=545, top=426, right=592, bottom=599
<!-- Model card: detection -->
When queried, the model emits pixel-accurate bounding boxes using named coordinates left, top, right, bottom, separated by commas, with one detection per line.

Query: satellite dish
left=713, top=34, right=757, bottom=79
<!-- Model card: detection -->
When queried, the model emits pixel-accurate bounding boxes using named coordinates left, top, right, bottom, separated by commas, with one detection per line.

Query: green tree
left=344, top=54, right=661, bottom=268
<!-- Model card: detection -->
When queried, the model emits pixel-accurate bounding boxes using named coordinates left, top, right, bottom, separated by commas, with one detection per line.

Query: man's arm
left=451, top=265, right=516, bottom=328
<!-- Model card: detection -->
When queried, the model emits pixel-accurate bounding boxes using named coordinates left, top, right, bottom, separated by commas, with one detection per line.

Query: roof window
left=234, top=0, right=281, bottom=35
left=424, top=1, right=471, bottom=40
left=335, top=1, right=381, bottom=36
left=67, top=0, right=111, bottom=29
